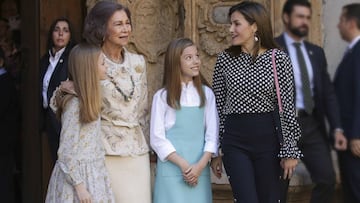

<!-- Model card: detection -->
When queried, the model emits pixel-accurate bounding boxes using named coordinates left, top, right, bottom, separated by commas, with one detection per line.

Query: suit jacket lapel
left=48, top=52, right=66, bottom=86
left=277, top=34, right=289, bottom=53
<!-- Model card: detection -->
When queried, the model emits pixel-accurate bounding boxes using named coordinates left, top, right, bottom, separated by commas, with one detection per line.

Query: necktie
left=293, top=42, right=314, bottom=114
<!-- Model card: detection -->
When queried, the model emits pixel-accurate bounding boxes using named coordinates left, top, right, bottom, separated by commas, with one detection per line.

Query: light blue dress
left=153, top=106, right=212, bottom=203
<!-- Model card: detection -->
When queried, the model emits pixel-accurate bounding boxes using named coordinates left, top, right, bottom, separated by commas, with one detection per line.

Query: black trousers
left=222, top=113, right=281, bottom=203
left=0, top=140, right=15, bottom=203
left=338, top=150, right=360, bottom=203
left=281, top=114, right=335, bottom=203
left=45, top=108, right=61, bottom=162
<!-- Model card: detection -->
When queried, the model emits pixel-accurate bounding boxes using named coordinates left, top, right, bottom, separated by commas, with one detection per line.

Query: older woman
left=62, top=1, right=151, bottom=202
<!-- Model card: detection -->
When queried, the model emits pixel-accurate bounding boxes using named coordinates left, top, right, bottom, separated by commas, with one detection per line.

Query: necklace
left=102, top=49, right=124, bottom=64
left=107, top=70, right=135, bottom=102
left=102, top=51, right=135, bottom=102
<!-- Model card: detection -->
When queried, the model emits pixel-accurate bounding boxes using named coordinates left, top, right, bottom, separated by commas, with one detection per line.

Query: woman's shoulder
left=124, top=48, right=145, bottom=62
left=217, top=50, right=231, bottom=58
left=124, top=49, right=146, bottom=74
left=270, top=48, right=293, bottom=72
left=152, top=88, right=168, bottom=105
left=272, top=48, right=290, bottom=60
left=40, top=51, right=50, bottom=64
left=153, top=88, right=166, bottom=98
left=64, top=96, right=78, bottom=109
left=203, top=85, right=215, bottom=98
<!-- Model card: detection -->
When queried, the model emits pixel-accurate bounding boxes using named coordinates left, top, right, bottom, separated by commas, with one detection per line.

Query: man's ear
left=348, top=18, right=357, bottom=31
left=282, top=13, right=289, bottom=25
left=0, top=58, right=4, bottom=67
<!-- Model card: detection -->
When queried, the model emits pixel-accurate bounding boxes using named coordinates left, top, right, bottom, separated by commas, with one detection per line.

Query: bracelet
left=218, top=148, right=224, bottom=157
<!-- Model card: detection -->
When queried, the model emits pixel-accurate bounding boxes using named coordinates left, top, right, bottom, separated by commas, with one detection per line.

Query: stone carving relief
left=190, top=0, right=232, bottom=84
left=125, top=0, right=181, bottom=99
left=189, top=0, right=268, bottom=84
left=130, top=0, right=179, bottom=63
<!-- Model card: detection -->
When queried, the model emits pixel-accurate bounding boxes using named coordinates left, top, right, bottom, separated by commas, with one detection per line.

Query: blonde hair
left=56, top=43, right=102, bottom=123
left=163, top=38, right=206, bottom=109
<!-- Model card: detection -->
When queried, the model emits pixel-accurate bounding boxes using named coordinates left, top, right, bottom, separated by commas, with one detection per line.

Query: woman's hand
left=350, top=139, right=360, bottom=157
left=183, top=164, right=203, bottom=187
left=60, top=79, right=76, bottom=95
left=166, top=152, right=192, bottom=182
left=211, top=156, right=223, bottom=179
left=280, top=158, right=298, bottom=180
left=74, top=183, right=92, bottom=203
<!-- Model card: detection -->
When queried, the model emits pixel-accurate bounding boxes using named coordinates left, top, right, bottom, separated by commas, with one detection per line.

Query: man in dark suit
left=0, top=47, right=17, bottom=203
left=275, top=1, right=347, bottom=202
left=334, top=3, right=360, bottom=203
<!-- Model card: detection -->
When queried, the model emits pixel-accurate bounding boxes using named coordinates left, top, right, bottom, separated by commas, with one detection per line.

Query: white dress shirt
left=42, top=47, right=66, bottom=108
left=284, top=32, right=314, bottom=110
left=150, top=82, right=219, bottom=162
left=348, top=35, right=360, bottom=50
left=0, top=67, right=6, bottom=76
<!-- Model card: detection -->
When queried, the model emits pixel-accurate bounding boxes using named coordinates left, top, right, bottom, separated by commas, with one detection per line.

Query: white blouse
left=42, top=47, right=66, bottom=108
left=150, top=82, right=219, bottom=162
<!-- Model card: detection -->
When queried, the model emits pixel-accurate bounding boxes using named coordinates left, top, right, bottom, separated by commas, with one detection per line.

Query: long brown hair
left=56, top=43, right=102, bottom=123
left=227, top=1, right=278, bottom=60
left=163, top=38, right=206, bottom=109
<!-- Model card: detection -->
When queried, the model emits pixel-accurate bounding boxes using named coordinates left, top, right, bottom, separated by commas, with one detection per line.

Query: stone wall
left=323, top=0, right=359, bottom=78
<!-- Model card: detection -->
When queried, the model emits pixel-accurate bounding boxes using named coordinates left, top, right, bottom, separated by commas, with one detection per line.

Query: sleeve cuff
left=57, top=161, right=83, bottom=186
left=156, top=148, right=176, bottom=162
left=204, top=142, right=218, bottom=155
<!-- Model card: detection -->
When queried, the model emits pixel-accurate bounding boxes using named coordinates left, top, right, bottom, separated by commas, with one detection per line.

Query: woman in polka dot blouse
left=210, top=1, right=302, bottom=202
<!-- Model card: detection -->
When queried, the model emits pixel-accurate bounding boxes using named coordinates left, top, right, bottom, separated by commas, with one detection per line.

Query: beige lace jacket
left=100, top=48, right=149, bottom=156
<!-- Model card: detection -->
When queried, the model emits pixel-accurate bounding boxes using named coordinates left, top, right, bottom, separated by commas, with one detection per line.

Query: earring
left=254, top=35, right=259, bottom=42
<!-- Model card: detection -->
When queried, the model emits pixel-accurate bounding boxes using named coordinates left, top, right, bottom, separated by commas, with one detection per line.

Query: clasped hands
left=181, top=164, right=202, bottom=187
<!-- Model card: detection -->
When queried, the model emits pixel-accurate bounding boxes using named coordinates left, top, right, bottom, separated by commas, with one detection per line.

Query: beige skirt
left=105, top=153, right=151, bottom=203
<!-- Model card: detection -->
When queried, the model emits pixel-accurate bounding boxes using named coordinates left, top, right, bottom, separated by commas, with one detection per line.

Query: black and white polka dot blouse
left=212, top=49, right=302, bottom=159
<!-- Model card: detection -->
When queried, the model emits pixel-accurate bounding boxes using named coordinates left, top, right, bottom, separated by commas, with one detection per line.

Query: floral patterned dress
left=45, top=97, right=114, bottom=203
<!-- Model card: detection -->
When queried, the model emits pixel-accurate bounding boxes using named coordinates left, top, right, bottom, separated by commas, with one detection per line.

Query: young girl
left=45, top=43, right=114, bottom=203
left=150, top=38, right=219, bottom=203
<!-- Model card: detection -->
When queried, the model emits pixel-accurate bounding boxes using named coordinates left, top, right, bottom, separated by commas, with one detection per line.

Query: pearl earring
left=254, top=35, right=259, bottom=42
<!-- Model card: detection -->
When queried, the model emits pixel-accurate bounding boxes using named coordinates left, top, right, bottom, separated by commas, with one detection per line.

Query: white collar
left=0, top=67, right=6, bottom=76
left=284, top=32, right=305, bottom=47
left=49, top=47, right=66, bottom=59
left=348, top=35, right=360, bottom=50
left=181, top=81, right=194, bottom=89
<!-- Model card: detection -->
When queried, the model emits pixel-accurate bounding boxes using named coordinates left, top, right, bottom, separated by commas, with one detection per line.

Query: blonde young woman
left=61, top=1, right=151, bottom=202
left=45, top=43, right=114, bottom=203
